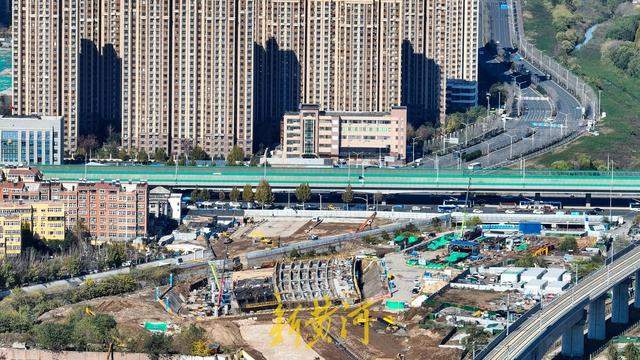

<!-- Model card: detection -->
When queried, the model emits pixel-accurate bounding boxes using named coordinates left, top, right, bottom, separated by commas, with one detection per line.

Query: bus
left=467, top=162, right=482, bottom=170
left=519, top=200, right=562, bottom=211
left=437, top=204, right=459, bottom=213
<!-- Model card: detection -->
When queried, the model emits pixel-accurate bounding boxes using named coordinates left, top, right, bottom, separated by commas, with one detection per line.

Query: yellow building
left=0, top=216, right=22, bottom=258
left=0, top=202, right=66, bottom=244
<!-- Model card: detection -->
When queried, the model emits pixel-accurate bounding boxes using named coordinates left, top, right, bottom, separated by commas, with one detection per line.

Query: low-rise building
left=0, top=116, right=64, bottom=165
left=280, top=104, right=407, bottom=162
left=149, top=186, right=181, bottom=220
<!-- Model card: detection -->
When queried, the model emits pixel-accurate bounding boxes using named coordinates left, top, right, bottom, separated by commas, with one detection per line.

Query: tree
left=558, top=236, right=578, bottom=252
left=295, top=183, right=312, bottom=208
left=172, top=324, right=206, bottom=355
left=71, top=313, right=117, bottom=350
left=117, top=148, right=130, bottom=161
left=461, top=324, right=490, bottom=353
left=608, top=342, right=620, bottom=360
left=78, top=134, right=99, bottom=160
left=226, top=146, right=245, bottom=166
left=550, top=160, right=573, bottom=170
left=242, top=184, right=254, bottom=203
left=218, top=191, right=226, bottom=201
left=467, top=216, right=482, bottom=227
left=177, top=154, right=187, bottom=166
left=144, top=333, right=174, bottom=360
left=154, top=148, right=168, bottom=162
left=34, top=323, right=72, bottom=350
left=255, top=180, right=274, bottom=208
left=342, top=185, right=354, bottom=209
left=229, top=187, right=241, bottom=202
left=624, top=343, right=640, bottom=360
left=190, top=146, right=210, bottom=161
left=191, top=340, right=210, bottom=356
left=138, top=149, right=149, bottom=163
left=105, top=243, right=127, bottom=269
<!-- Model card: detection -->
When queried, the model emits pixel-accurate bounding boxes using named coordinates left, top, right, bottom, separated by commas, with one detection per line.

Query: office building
left=0, top=215, right=21, bottom=258
left=0, top=116, right=63, bottom=165
left=13, top=0, right=478, bottom=157
left=281, top=104, right=407, bottom=161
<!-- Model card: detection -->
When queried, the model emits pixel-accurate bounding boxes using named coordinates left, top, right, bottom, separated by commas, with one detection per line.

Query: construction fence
left=244, top=218, right=438, bottom=267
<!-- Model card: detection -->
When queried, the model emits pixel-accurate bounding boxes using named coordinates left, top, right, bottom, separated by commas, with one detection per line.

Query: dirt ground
left=297, top=307, right=460, bottom=360
left=216, top=217, right=390, bottom=259
left=436, top=288, right=508, bottom=310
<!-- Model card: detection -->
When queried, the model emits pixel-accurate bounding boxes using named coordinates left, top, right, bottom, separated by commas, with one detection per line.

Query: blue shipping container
left=519, top=222, right=542, bottom=235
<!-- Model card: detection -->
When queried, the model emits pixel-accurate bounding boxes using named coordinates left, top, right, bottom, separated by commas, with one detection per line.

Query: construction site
left=25, top=205, right=626, bottom=360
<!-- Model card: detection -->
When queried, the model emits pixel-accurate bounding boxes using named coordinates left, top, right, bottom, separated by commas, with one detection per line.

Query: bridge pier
left=561, top=319, right=585, bottom=358
left=585, top=193, right=592, bottom=208
left=588, top=294, right=606, bottom=340
left=612, top=280, right=630, bottom=324
left=635, top=270, right=640, bottom=309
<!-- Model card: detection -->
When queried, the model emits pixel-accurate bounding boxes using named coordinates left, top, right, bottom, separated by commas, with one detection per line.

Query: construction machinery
left=531, top=243, right=554, bottom=257
left=84, top=307, right=95, bottom=317
left=377, top=316, right=401, bottom=333
left=260, top=237, right=273, bottom=246
left=357, top=212, right=377, bottom=232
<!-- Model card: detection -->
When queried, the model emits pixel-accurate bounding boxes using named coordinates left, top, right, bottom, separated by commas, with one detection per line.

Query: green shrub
left=606, top=15, right=640, bottom=42
left=34, top=323, right=72, bottom=351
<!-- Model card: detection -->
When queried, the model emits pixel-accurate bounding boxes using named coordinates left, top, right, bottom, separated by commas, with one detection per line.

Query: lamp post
left=505, top=133, right=515, bottom=159
left=486, top=92, right=491, bottom=119
left=353, top=195, right=369, bottom=209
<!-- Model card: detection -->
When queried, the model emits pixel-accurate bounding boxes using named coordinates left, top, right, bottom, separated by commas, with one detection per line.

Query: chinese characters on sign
left=270, top=292, right=373, bottom=348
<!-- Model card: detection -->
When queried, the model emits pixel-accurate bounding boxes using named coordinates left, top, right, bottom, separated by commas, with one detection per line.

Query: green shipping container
left=386, top=300, right=406, bottom=311
left=145, top=322, right=168, bottom=333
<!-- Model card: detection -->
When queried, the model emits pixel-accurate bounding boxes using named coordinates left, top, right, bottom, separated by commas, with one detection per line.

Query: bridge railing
left=474, top=302, right=542, bottom=359
left=478, top=242, right=637, bottom=359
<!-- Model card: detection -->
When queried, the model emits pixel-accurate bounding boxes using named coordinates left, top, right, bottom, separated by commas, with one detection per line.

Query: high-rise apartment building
left=121, top=0, right=254, bottom=158
left=13, top=0, right=478, bottom=157
left=446, top=0, right=480, bottom=112
left=12, top=0, right=121, bottom=154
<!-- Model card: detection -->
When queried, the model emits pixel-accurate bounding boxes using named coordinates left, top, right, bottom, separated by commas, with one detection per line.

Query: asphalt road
left=423, top=0, right=584, bottom=170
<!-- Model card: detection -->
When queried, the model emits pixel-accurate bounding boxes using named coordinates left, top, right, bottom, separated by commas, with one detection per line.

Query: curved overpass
left=483, top=245, right=640, bottom=359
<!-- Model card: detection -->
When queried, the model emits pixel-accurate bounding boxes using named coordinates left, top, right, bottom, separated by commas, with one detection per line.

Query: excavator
left=357, top=212, right=377, bottom=233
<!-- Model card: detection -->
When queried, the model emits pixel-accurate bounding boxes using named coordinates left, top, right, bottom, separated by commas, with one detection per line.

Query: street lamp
left=486, top=92, right=491, bottom=118
left=505, top=133, right=515, bottom=159
left=459, top=122, right=469, bottom=147
left=423, top=154, right=440, bottom=183
left=353, top=195, right=369, bottom=209
left=411, top=137, right=418, bottom=163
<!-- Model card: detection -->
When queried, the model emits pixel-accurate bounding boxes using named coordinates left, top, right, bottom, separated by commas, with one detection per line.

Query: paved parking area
left=384, top=252, right=425, bottom=304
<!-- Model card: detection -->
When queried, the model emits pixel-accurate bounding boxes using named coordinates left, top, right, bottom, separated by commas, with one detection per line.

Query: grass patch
left=524, top=0, right=640, bottom=167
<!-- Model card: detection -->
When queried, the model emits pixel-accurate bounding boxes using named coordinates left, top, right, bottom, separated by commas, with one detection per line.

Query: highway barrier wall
left=245, top=219, right=433, bottom=267
left=245, top=209, right=446, bottom=221
left=510, top=0, right=598, bottom=119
